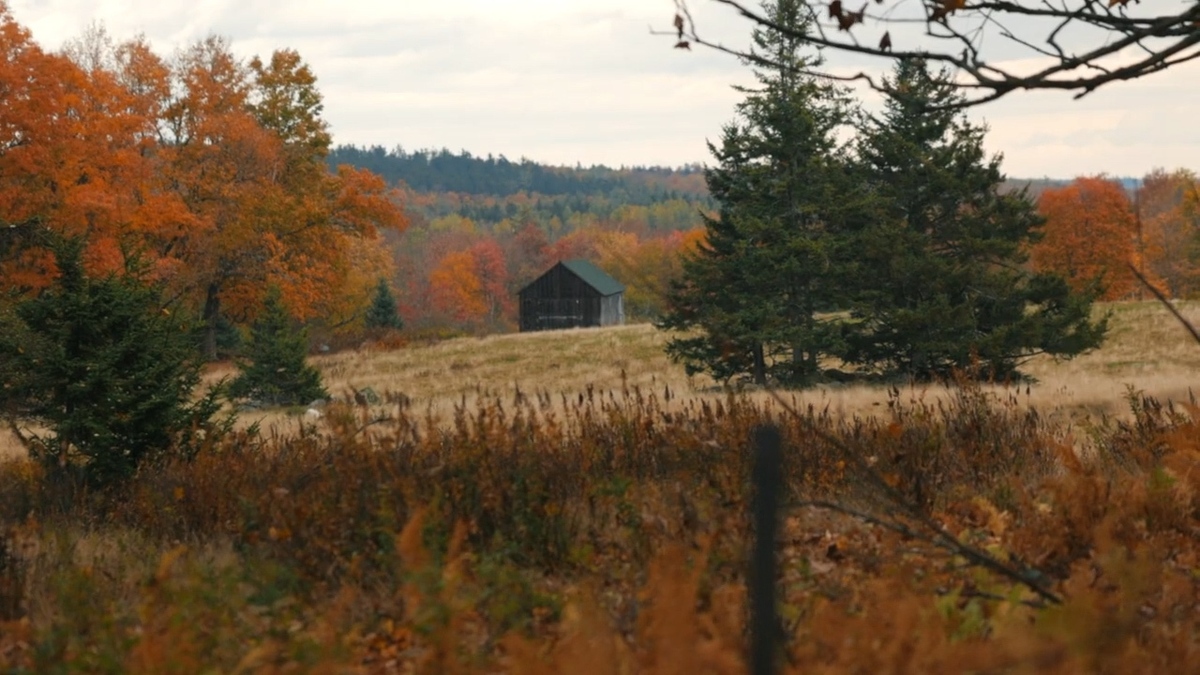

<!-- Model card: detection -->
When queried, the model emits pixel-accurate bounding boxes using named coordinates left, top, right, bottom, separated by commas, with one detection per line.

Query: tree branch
left=667, top=0, right=1200, bottom=107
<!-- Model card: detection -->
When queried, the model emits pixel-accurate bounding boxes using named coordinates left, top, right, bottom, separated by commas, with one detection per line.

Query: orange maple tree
left=0, top=10, right=409, bottom=357
left=0, top=9, right=187, bottom=290
left=429, top=250, right=487, bottom=324
left=1030, top=177, right=1142, bottom=301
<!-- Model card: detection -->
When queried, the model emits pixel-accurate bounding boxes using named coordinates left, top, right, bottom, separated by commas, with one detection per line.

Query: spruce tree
left=845, top=58, right=1107, bottom=380
left=365, top=277, right=403, bottom=330
left=659, top=0, right=866, bottom=386
left=231, top=286, right=327, bottom=406
left=0, top=237, right=220, bottom=486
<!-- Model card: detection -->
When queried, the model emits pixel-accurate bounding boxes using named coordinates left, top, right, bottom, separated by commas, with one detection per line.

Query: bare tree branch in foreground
left=661, top=0, right=1200, bottom=107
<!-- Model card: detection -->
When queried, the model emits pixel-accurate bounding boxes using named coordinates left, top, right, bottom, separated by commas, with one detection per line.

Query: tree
left=429, top=250, right=488, bottom=325
left=845, top=58, right=1107, bottom=380
left=665, top=0, right=1200, bottom=107
left=1031, top=177, right=1142, bottom=301
left=0, top=9, right=187, bottom=293
left=0, top=236, right=221, bottom=487
left=230, top=286, right=327, bottom=407
left=365, top=277, right=404, bottom=330
left=1138, top=169, right=1200, bottom=298
left=469, top=238, right=513, bottom=327
left=659, top=0, right=862, bottom=386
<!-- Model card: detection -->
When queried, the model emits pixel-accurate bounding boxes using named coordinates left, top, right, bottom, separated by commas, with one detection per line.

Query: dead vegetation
left=0, top=300, right=1198, bottom=672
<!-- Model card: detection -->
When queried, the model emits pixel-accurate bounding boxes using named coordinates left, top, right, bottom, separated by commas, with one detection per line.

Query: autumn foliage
left=1138, top=168, right=1200, bottom=298
left=1031, top=177, right=1142, bottom=301
left=2, top=374, right=1199, bottom=672
left=0, top=6, right=406, bottom=354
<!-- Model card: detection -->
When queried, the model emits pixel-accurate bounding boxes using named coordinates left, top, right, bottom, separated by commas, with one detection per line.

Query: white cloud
left=6, top=0, right=1198, bottom=177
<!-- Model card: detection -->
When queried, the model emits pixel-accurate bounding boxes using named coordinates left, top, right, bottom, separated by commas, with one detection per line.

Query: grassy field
left=1, top=301, right=1198, bottom=672
left=3, top=300, right=1199, bottom=462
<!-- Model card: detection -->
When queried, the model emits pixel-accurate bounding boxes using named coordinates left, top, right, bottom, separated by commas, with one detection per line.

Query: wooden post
left=750, top=424, right=782, bottom=675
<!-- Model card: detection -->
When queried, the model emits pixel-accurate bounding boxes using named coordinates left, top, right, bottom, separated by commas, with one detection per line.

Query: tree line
left=327, top=145, right=710, bottom=200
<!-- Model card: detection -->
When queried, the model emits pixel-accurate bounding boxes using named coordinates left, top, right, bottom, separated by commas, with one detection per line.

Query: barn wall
left=599, top=294, right=624, bottom=327
left=519, top=264, right=606, bottom=331
left=518, top=262, right=628, bottom=332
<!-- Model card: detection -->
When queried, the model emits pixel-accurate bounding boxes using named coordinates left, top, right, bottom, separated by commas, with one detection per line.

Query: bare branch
left=665, top=0, right=1200, bottom=108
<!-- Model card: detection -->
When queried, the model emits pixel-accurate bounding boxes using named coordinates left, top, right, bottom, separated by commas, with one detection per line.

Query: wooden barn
left=518, top=259, right=625, bottom=332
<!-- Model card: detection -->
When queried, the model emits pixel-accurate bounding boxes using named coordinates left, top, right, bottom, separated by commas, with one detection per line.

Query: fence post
left=750, top=423, right=782, bottom=675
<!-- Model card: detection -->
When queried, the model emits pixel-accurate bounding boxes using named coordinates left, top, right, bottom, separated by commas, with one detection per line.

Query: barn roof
left=560, top=259, right=624, bottom=296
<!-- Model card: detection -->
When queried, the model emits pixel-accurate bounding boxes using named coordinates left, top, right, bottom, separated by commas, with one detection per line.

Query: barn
left=518, top=259, right=625, bottom=332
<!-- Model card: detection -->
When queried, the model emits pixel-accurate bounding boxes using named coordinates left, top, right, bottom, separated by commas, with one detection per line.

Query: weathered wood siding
left=518, top=262, right=624, bottom=332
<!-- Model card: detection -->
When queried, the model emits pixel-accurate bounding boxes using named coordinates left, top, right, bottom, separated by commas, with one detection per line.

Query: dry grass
left=3, top=303, right=1200, bottom=672
left=3, top=300, right=1199, bottom=461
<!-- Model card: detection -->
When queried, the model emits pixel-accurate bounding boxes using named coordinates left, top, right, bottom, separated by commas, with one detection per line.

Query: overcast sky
left=8, top=0, right=1199, bottom=179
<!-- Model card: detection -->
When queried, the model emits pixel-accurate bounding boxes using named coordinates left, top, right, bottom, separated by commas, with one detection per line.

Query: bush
left=230, top=286, right=327, bottom=406
left=0, top=237, right=222, bottom=487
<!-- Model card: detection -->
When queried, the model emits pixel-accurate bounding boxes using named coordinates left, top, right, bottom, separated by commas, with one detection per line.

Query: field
left=1, top=301, right=1199, bottom=672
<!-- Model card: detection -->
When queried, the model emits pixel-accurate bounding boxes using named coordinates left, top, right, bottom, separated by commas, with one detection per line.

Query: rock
left=304, top=408, right=322, bottom=420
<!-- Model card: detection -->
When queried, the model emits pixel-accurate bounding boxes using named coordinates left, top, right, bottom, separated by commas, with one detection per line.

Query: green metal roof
left=561, top=259, right=624, bottom=296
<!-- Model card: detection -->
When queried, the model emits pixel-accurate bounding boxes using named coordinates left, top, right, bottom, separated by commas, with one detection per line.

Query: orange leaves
left=0, top=9, right=406, bottom=351
left=596, top=227, right=705, bottom=318
left=1030, top=177, right=1144, bottom=301
left=430, top=250, right=489, bottom=324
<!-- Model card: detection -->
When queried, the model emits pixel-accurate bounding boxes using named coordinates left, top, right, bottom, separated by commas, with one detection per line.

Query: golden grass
left=3, top=300, right=1198, bottom=462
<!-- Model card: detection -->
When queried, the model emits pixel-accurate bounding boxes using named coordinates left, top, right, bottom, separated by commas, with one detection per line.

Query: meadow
left=1, top=301, right=1198, bottom=673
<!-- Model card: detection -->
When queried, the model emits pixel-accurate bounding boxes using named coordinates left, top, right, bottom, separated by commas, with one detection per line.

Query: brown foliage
left=0, top=375, right=1197, bottom=672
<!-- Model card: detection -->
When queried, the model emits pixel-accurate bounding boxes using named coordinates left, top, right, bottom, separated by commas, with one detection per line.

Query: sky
left=7, top=0, right=1200, bottom=179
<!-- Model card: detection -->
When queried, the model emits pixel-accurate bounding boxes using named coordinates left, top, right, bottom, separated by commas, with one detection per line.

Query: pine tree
left=0, top=236, right=220, bottom=486
left=845, top=58, right=1107, bottom=380
left=364, top=277, right=403, bottom=330
left=659, top=0, right=866, bottom=386
left=231, top=286, right=327, bottom=406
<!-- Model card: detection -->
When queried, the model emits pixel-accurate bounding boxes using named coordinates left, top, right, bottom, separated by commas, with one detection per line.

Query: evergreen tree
left=0, top=237, right=221, bottom=486
left=231, top=286, right=327, bottom=406
left=845, top=58, right=1107, bottom=380
left=659, top=0, right=866, bottom=386
left=364, top=277, right=403, bottom=330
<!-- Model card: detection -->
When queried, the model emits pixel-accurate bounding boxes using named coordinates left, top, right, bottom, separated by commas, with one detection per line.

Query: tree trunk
left=752, top=343, right=767, bottom=387
left=202, top=283, right=220, bottom=362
